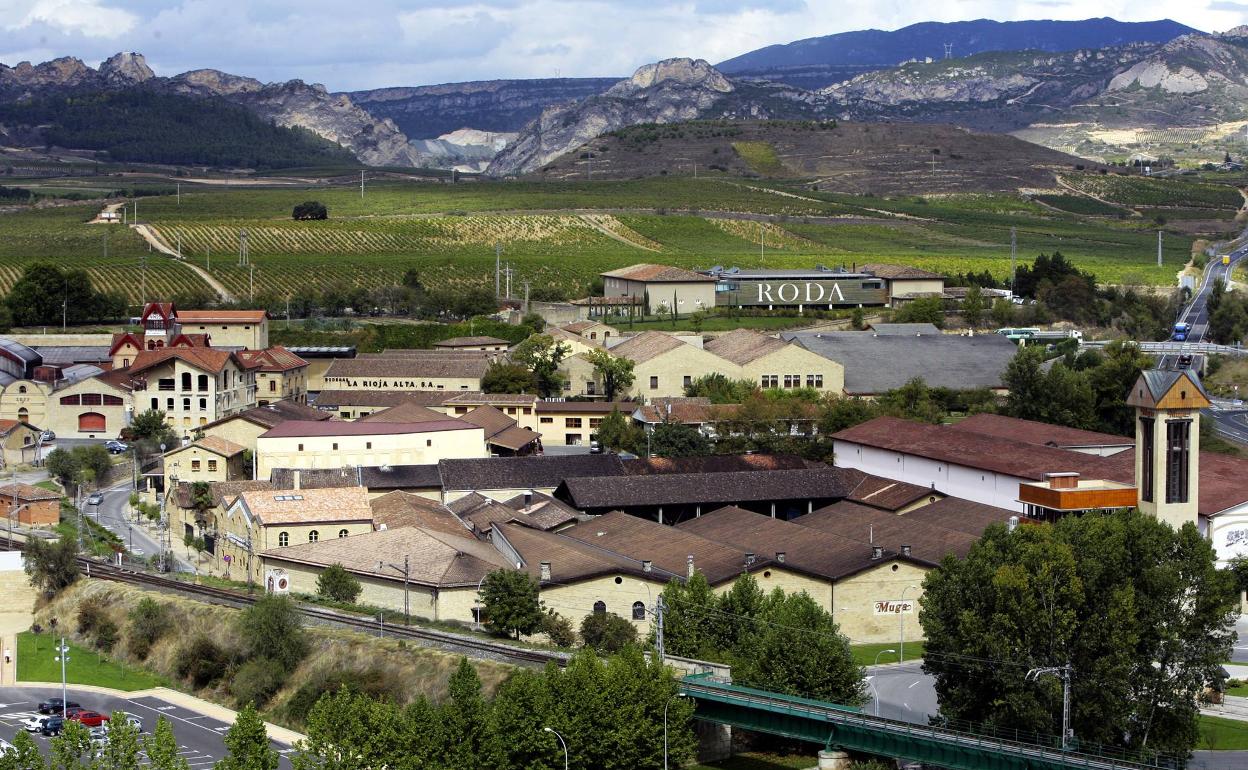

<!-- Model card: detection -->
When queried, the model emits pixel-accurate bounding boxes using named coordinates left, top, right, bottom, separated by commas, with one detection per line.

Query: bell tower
left=1126, top=370, right=1210, bottom=530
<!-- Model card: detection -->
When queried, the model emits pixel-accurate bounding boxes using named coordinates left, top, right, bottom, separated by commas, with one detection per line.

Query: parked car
left=20, top=715, right=46, bottom=732
left=39, top=430, right=55, bottom=443
left=104, top=440, right=128, bottom=454
left=40, top=716, right=64, bottom=736
left=37, top=698, right=80, bottom=714
left=118, top=712, right=142, bottom=730
left=0, top=738, right=13, bottom=755
left=88, top=726, right=109, bottom=747
left=86, top=492, right=103, bottom=506
left=69, top=710, right=109, bottom=727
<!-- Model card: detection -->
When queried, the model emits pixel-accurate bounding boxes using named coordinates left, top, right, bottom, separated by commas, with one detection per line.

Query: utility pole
left=250, top=264, right=255, bottom=301
left=380, top=555, right=411, bottom=625
left=1010, top=227, right=1018, bottom=291
left=360, top=170, right=365, bottom=199
left=495, top=243, right=501, bottom=298
left=141, top=254, right=147, bottom=307
left=177, top=182, right=181, bottom=205
left=103, top=230, right=108, bottom=259
left=1027, top=665, right=1074, bottom=750
left=206, top=245, right=210, bottom=272
left=759, top=221, right=765, bottom=261
left=238, top=229, right=249, bottom=267
left=1158, top=230, right=1163, bottom=268
left=177, top=233, right=182, bottom=259
left=523, top=281, right=531, bottom=314
left=655, top=595, right=666, bottom=663
left=286, top=296, right=291, bottom=329
left=54, top=639, right=69, bottom=718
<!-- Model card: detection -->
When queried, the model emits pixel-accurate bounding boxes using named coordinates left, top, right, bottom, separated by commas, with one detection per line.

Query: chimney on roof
left=687, top=554, right=695, bottom=577
left=1008, top=516, right=1019, bottom=533
left=745, top=552, right=756, bottom=567
left=1047, top=472, right=1078, bottom=490
left=539, top=561, right=552, bottom=581
left=871, top=545, right=884, bottom=560
left=901, top=545, right=912, bottom=557
left=643, top=559, right=653, bottom=573
left=776, top=551, right=786, bottom=564
left=524, top=491, right=533, bottom=508
left=293, top=470, right=301, bottom=491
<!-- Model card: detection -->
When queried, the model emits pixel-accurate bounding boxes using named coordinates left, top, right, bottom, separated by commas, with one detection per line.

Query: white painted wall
left=1205, top=506, right=1248, bottom=567
left=834, top=440, right=1027, bottom=512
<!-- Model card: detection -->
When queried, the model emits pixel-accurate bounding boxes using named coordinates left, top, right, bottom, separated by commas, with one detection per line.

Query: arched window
left=632, top=601, right=646, bottom=621
left=308, top=530, right=319, bottom=543
left=17, top=386, right=26, bottom=394
left=277, top=532, right=289, bottom=547
left=17, top=408, right=28, bottom=422
left=198, top=374, right=209, bottom=392
left=593, top=600, right=606, bottom=615
left=181, top=372, right=192, bottom=391
left=338, top=529, right=348, bottom=538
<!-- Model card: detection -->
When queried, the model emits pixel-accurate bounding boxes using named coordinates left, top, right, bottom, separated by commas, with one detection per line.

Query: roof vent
left=900, top=545, right=912, bottom=557
left=642, top=559, right=653, bottom=573
left=539, top=561, right=552, bottom=581
left=745, top=552, right=756, bottom=566
left=871, top=545, right=884, bottom=560
left=524, top=491, right=533, bottom=508
left=776, top=551, right=786, bottom=563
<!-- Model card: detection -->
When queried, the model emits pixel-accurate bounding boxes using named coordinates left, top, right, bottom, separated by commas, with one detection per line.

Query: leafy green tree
left=921, top=510, right=1237, bottom=757
left=23, top=535, right=79, bottom=596
left=44, top=449, right=80, bottom=487
left=128, top=410, right=177, bottom=444
left=850, top=307, right=865, bottom=330
left=584, top=348, right=636, bottom=401
left=294, top=687, right=414, bottom=770
left=513, top=334, right=571, bottom=398
left=1228, top=555, right=1248, bottom=596
left=482, top=669, right=556, bottom=770
left=877, top=378, right=945, bottom=424
left=70, top=445, right=111, bottom=486
left=991, top=297, right=1016, bottom=327
left=99, top=710, right=143, bottom=770
left=961, top=284, right=985, bottom=327
left=438, top=659, right=488, bottom=770
left=128, top=597, right=171, bottom=660
left=48, top=719, right=93, bottom=770
left=481, top=362, right=538, bottom=394
left=684, top=373, right=757, bottom=404
left=1085, top=340, right=1151, bottom=436
left=540, top=609, right=577, bottom=648
left=654, top=571, right=720, bottom=659
left=579, top=612, right=637, bottom=652
left=145, top=717, right=190, bottom=770
left=648, top=422, right=711, bottom=458
left=216, top=704, right=278, bottom=770
left=315, top=564, right=362, bottom=603
left=5, top=264, right=94, bottom=327
left=892, top=296, right=946, bottom=327
left=292, top=201, right=328, bottom=220
left=0, top=730, right=47, bottom=770
left=236, top=595, right=308, bottom=673
left=480, top=568, right=543, bottom=639
left=817, top=396, right=882, bottom=434
left=1003, top=347, right=1095, bottom=429
left=594, top=408, right=642, bottom=454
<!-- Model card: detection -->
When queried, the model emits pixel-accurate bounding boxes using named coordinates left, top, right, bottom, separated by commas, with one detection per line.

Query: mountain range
left=2, top=18, right=1247, bottom=176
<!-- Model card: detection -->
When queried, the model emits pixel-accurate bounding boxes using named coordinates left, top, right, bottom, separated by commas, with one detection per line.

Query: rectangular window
left=191, top=460, right=201, bottom=471
left=783, top=375, right=799, bottom=388
left=649, top=376, right=659, bottom=390
left=683, top=375, right=692, bottom=388
left=182, top=398, right=191, bottom=411
left=366, top=442, right=372, bottom=449
left=269, top=380, right=277, bottom=392
left=207, top=460, right=217, bottom=472
left=1165, top=419, right=1191, bottom=504
left=540, top=417, right=554, bottom=424
left=566, top=434, right=583, bottom=446
left=761, top=375, right=779, bottom=388
left=103, top=395, right=123, bottom=406
left=82, top=393, right=102, bottom=406
left=298, top=444, right=304, bottom=452
left=166, top=398, right=174, bottom=410
left=806, top=374, right=824, bottom=389
left=1140, top=417, right=1155, bottom=503
left=151, top=398, right=159, bottom=411
left=566, top=418, right=583, bottom=428
left=590, top=418, right=603, bottom=429
left=199, top=398, right=207, bottom=410
left=332, top=443, right=338, bottom=451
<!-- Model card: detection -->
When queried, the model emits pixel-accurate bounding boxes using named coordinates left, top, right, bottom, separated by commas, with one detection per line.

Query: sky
left=2, top=0, right=1247, bottom=91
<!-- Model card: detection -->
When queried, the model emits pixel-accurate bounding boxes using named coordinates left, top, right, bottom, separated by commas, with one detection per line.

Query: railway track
left=2, top=532, right=565, bottom=668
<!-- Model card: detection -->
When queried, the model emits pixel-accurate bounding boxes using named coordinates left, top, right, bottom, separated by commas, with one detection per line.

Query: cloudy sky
left=3, top=0, right=1247, bottom=90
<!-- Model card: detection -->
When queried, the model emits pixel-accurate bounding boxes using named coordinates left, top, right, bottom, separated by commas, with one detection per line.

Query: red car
left=69, top=711, right=109, bottom=727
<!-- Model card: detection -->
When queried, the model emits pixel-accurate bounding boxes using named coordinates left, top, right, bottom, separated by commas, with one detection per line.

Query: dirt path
left=577, top=213, right=660, bottom=252
left=88, top=201, right=124, bottom=224
left=130, top=224, right=235, bottom=303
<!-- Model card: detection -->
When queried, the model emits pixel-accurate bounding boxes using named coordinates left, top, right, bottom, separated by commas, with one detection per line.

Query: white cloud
left=6, top=0, right=138, bottom=38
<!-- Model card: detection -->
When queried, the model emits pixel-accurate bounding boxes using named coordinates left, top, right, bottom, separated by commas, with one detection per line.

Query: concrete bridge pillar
left=815, top=749, right=851, bottom=770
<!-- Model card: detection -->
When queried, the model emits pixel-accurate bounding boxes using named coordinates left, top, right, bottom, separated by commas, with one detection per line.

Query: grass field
left=17, top=632, right=166, bottom=691
left=1197, top=714, right=1248, bottom=750
left=850, top=642, right=925, bottom=667
left=0, top=174, right=1238, bottom=302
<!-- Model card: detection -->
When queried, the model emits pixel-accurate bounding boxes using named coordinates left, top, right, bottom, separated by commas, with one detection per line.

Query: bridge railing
left=1082, top=340, right=1247, bottom=357
left=680, top=677, right=1184, bottom=770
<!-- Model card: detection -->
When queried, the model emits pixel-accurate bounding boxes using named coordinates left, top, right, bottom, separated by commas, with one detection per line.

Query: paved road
left=864, top=663, right=937, bottom=725
left=86, top=483, right=194, bottom=572
left=1179, top=242, right=1247, bottom=344
left=0, top=685, right=293, bottom=767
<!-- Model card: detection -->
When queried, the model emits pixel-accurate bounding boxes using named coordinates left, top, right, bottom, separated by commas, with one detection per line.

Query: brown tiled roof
left=634, top=398, right=738, bottom=425
left=439, top=454, right=627, bottom=492
left=536, top=401, right=630, bottom=414
left=259, top=419, right=478, bottom=438
left=860, top=263, right=944, bottom=280
left=447, top=492, right=492, bottom=515
left=369, top=491, right=471, bottom=537
left=892, top=496, right=1018, bottom=537
left=1096, top=448, right=1248, bottom=518
left=0, top=419, right=31, bottom=437
left=493, top=425, right=542, bottom=451
left=678, top=506, right=914, bottom=579
left=0, top=483, right=60, bottom=502
left=950, top=413, right=1132, bottom=449
left=446, top=393, right=538, bottom=406
left=607, top=332, right=689, bottom=364
left=458, top=406, right=538, bottom=450
left=356, top=403, right=453, bottom=424
left=546, top=325, right=604, bottom=349
left=562, top=510, right=767, bottom=584
left=204, top=401, right=331, bottom=431
left=499, top=491, right=582, bottom=529
left=236, top=487, right=372, bottom=525
left=704, top=329, right=789, bottom=365
left=236, top=346, right=307, bottom=372
left=324, top=356, right=490, bottom=380
left=263, top=526, right=509, bottom=587
left=494, top=521, right=663, bottom=585
left=563, top=321, right=614, bottom=334
left=846, top=475, right=934, bottom=511
left=312, top=390, right=470, bottom=408
left=832, top=417, right=1117, bottom=482
left=601, top=264, right=716, bottom=283
left=93, top=369, right=135, bottom=392
left=559, top=467, right=859, bottom=509
left=623, top=454, right=817, bottom=476
left=433, top=336, right=509, bottom=348
left=128, top=347, right=236, bottom=376
left=175, top=479, right=274, bottom=510
left=460, top=494, right=579, bottom=535
left=176, top=309, right=268, bottom=322
left=167, top=436, right=245, bottom=459
left=797, top=502, right=979, bottom=562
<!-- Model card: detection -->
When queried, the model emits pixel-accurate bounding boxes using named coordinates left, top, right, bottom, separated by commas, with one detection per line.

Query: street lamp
left=899, top=585, right=919, bottom=663
left=874, top=648, right=897, bottom=666
left=475, top=572, right=488, bottom=632
left=378, top=555, right=411, bottom=625
left=542, top=727, right=568, bottom=770
left=664, top=693, right=688, bottom=770
left=53, top=638, right=69, bottom=717
left=865, top=675, right=880, bottom=717
left=1027, top=665, right=1074, bottom=750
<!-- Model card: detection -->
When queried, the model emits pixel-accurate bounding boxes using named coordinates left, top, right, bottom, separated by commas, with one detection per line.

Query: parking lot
left=0, top=686, right=294, bottom=766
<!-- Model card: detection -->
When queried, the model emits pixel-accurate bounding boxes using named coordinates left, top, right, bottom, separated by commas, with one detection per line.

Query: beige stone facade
left=256, top=422, right=487, bottom=479
left=735, top=344, right=845, bottom=394
left=44, top=375, right=133, bottom=440
left=563, top=340, right=727, bottom=401
left=163, top=438, right=247, bottom=489
left=175, top=311, right=269, bottom=350
left=131, top=353, right=257, bottom=440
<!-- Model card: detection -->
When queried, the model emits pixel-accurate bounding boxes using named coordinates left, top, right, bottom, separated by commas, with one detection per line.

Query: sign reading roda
left=715, top=278, right=889, bottom=308
left=873, top=599, right=915, bottom=615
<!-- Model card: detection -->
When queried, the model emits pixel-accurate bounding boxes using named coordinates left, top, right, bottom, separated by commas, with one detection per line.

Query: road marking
left=908, top=680, right=921, bottom=689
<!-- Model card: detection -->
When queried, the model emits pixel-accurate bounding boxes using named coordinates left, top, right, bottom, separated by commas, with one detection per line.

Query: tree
left=921, top=510, right=1237, bottom=758
left=1002, top=347, right=1095, bottom=429
left=236, top=595, right=308, bottom=673
left=648, top=422, right=711, bottom=458
left=654, top=571, right=721, bottom=659
left=99, top=710, right=143, bottom=770
left=481, top=362, right=537, bottom=394
left=892, top=296, right=946, bottom=328
left=961, top=284, right=985, bottom=327
left=579, top=612, right=637, bottom=652
left=216, top=704, right=279, bottom=770
left=991, top=297, right=1016, bottom=327
left=48, top=720, right=93, bottom=770
left=684, top=373, right=757, bottom=404
left=482, top=669, right=556, bottom=770
left=44, top=449, right=80, bottom=487
left=512, top=334, right=571, bottom=398
left=0, top=730, right=46, bottom=770
left=316, top=564, right=362, bottom=603
left=480, top=568, right=543, bottom=639
left=294, top=688, right=417, bottom=770
left=584, top=348, right=635, bottom=401
left=1085, top=340, right=1151, bottom=436
left=4, top=263, right=103, bottom=327
left=438, top=659, right=487, bottom=770
left=128, top=597, right=171, bottom=660
left=145, top=717, right=190, bottom=770
left=595, top=408, right=642, bottom=454
left=292, top=201, right=328, bottom=220
left=23, top=536, right=79, bottom=596
left=70, top=445, right=111, bottom=487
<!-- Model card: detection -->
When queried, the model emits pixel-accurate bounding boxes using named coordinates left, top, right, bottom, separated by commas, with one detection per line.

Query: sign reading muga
left=873, top=599, right=915, bottom=615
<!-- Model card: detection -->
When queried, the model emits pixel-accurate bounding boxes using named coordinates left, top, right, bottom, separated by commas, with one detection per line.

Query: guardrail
left=1081, top=340, right=1248, bottom=357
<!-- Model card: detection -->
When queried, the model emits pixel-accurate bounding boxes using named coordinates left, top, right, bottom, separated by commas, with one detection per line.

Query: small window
left=338, top=529, right=349, bottom=538
left=269, top=380, right=277, bottom=392
left=207, top=459, right=217, bottom=472
left=278, top=532, right=289, bottom=547
left=366, top=442, right=372, bottom=449
left=298, top=444, right=304, bottom=452
left=683, top=375, right=692, bottom=388
left=565, top=418, right=583, bottom=428
left=593, top=600, right=606, bottom=615
left=17, top=386, right=26, bottom=394
left=649, top=376, right=659, bottom=390
left=426, top=439, right=432, bottom=447
left=191, top=460, right=201, bottom=472
left=540, top=417, right=553, bottom=424
left=199, top=398, right=207, bottom=410
left=309, top=530, right=319, bottom=543
left=332, top=443, right=338, bottom=451
left=632, top=601, right=646, bottom=620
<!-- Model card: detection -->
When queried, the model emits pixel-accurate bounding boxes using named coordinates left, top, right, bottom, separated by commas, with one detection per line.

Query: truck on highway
left=1172, top=322, right=1192, bottom=342
left=1224, top=255, right=1231, bottom=266
left=995, top=328, right=1083, bottom=343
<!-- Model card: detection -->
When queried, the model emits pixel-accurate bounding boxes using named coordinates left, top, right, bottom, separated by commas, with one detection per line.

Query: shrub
left=176, top=635, right=231, bottom=688
left=128, top=597, right=171, bottom=660
left=77, top=598, right=108, bottom=635
left=282, top=668, right=395, bottom=724
left=237, top=595, right=308, bottom=673
left=94, top=619, right=119, bottom=653
left=292, top=201, right=328, bottom=220
left=540, top=610, right=576, bottom=648
left=579, top=612, right=637, bottom=653
left=315, top=564, right=362, bottom=604
left=229, top=657, right=288, bottom=708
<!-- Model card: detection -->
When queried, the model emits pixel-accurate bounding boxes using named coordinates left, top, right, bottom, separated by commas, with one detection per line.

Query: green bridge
left=679, top=675, right=1182, bottom=770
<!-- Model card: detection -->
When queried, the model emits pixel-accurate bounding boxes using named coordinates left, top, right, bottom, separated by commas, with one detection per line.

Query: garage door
left=78, top=412, right=106, bottom=432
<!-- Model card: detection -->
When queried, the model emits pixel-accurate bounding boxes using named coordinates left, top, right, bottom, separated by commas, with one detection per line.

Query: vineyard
left=1059, top=174, right=1244, bottom=210
left=1030, top=194, right=1128, bottom=217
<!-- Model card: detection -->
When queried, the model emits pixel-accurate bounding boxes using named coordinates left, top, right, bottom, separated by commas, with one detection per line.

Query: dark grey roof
left=866, top=323, right=942, bottom=336
left=1140, top=369, right=1209, bottom=401
left=438, top=454, right=627, bottom=492
left=269, top=464, right=441, bottom=490
left=33, top=346, right=111, bottom=364
left=558, top=467, right=861, bottom=510
left=286, top=346, right=357, bottom=358
left=783, top=331, right=1018, bottom=395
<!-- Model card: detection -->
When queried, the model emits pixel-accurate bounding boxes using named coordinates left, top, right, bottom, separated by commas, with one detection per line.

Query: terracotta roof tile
left=605, top=332, right=688, bottom=364
left=439, top=454, right=627, bottom=492
left=176, top=309, right=268, bottom=322
left=313, top=390, right=471, bottom=408
left=236, top=347, right=307, bottom=372
left=601, top=264, right=716, bottom=282
left=205, top=401, right=331, bottom=431
left=369, top=491, right=471, bottom=537
left=356, top=403, right=454, bottom=424
left=795, top=502, right=979, bottom=562
left=128, top=347, right=237, bottom=376
left=168, top=436, right=245, bottom=458
left=433, top=336, right=509, bottom=348
left=494, top=521, right=662, bottom=584
left=559, top=467, right=860, bottom=510
left=235, top=486, right=372, bottom=525
left=860, top=263, right=944, bottom=280
left=623, top=454, right=816, bottom=475
left=949, top=413, right=1133, bottom=449
left=0, top=483, right=61, bottom=502
left=704, top=329, right=789, bottom=365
